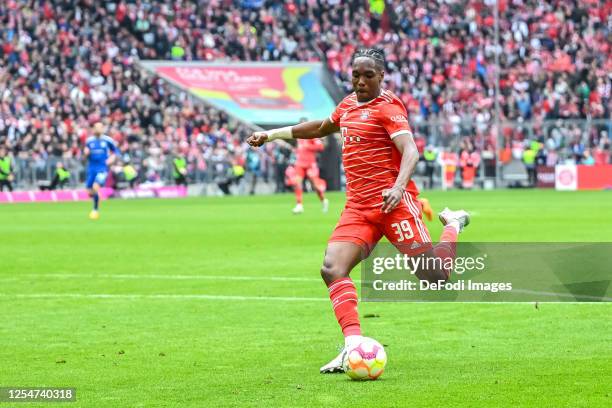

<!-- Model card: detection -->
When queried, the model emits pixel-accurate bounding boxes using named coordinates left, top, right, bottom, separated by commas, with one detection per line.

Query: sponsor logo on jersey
left=390, top=115, right=408, bottom=123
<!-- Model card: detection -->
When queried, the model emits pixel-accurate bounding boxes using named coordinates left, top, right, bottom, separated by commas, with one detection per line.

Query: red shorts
left=329, top=193, right=431, bottom=256
left=294, top=163, right=319, bottom=179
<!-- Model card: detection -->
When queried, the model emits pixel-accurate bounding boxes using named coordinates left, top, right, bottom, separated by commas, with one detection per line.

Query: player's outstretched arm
left=381, top=134, right=419, bottom=213
left=292, top=119, right=339, bottom=139
left=246, top=118, right=339, bottom=147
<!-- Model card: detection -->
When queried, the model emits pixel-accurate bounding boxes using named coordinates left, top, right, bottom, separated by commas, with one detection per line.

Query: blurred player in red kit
left=247, top=48, right=470, bottom=374
left=292, top=125, right=329, bottom=214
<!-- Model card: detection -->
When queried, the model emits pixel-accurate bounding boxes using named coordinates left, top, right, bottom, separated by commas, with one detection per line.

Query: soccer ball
left=343, top=337, right=387, bottom=380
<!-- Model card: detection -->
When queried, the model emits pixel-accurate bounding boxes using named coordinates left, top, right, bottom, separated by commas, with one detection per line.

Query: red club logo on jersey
left=360, top=110, right=370, bottom=120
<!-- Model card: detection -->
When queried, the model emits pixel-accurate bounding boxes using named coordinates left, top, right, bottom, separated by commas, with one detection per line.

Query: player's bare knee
left=320, top=262, right=337, bottom=284
left=320, top=259, right=347, bottom=285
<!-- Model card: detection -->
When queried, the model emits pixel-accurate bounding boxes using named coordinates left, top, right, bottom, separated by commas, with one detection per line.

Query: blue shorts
left=86, top=169, right=108, bottom=189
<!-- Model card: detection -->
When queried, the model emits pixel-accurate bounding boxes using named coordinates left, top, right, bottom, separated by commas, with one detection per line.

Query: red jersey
left=330, top=90, right=419, bottom=210
left=295, top=138, right=324, bottom=168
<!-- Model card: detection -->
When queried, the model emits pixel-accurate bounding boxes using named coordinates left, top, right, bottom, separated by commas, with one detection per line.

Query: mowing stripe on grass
left=3, top=276, right=609, bottom=301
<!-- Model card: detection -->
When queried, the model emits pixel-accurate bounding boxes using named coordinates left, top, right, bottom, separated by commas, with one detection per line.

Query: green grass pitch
left=0, top=190, right=610, bottom=407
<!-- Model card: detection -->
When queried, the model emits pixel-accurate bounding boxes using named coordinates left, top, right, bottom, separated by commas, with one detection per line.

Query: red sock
left=439, top=224, right=458, bottom=243
left=327, top=277, right=361, bottom=336
left=295, top=186, right=303, bottom=204
left=432, top=225, right=458, bottom=279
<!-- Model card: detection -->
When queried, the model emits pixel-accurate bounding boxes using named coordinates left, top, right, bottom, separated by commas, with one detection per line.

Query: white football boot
left=320, top=335, right=362, bottom=374
left=438, top=207, right=470, bottom=232
left=319, top=348, right=347, bottom=374
left=322, top=198, right=329, bottom=213
left=292, top=203, right=304, bottom=214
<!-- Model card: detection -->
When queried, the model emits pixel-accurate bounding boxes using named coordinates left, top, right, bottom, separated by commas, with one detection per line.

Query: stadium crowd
left=0, top=0, right=609, bottom=191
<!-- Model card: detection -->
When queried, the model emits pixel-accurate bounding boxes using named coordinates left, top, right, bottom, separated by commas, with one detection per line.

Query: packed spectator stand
left=0, top=0, right=609, bottom=192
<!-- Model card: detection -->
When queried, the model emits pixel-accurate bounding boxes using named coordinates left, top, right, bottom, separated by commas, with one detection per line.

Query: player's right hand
left=246, top=132, right=268, bottom=147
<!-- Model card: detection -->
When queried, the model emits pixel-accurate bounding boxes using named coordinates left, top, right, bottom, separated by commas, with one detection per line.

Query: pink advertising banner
left=0, top=186, right=187, bottom=204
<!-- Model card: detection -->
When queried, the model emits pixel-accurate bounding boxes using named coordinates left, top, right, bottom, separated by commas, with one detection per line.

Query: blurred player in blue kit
left=84, top=122, right=117, bottom=219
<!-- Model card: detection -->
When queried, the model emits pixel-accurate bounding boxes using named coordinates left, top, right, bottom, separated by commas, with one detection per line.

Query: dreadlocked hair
left=351, top=48, right=386, bottom=71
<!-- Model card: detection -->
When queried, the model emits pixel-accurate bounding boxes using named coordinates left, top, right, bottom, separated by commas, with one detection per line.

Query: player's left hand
left=381, top=186, right=403, bottom=213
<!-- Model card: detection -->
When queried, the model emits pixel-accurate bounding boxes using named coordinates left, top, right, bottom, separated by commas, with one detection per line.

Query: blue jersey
left=86, top=135, right=118, bottom=170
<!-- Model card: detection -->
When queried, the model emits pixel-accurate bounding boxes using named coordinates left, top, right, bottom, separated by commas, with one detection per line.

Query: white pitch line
left=0, top=293, right=608, bottom=304
left=511, top=288, right=612, bottom=302
left=2, top=273, right=329, bottom=282
left=0, top=293, right=326, bottom=302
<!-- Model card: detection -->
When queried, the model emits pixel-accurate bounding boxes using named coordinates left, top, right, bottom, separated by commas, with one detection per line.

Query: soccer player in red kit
left=292, top=136, right=329, bottom=214
left=247, top=48, right=470, bottom=373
